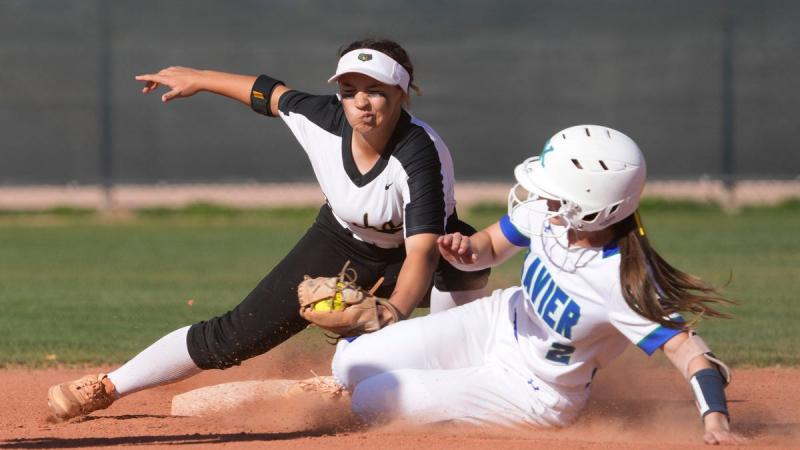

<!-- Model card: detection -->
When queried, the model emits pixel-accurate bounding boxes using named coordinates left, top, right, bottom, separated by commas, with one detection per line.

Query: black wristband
left=690, top=368, right=729, bottom=420
left=250, top=75, right=285, bottom=117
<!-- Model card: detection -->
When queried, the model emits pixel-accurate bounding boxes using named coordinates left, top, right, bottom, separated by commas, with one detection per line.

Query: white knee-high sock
left=429, top=286, right=487, bottom=314
left=107, top=326, right=201, bottom=397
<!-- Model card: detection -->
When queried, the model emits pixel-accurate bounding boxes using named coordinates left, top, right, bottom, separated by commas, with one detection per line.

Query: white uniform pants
left=331, top=287, right=585, bottom=427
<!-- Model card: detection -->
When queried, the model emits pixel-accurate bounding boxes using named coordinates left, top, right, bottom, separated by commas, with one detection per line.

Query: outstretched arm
left=662, top=332, right=746, bottom=445
left=386, top=233, right=440, bottom=319
left=135, top=66, right=289, bottom=115
left=437, top=222, right=521, bottom=271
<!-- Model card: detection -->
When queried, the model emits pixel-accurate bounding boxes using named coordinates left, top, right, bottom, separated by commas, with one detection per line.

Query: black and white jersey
left=277, top=90, right=457, bottom=249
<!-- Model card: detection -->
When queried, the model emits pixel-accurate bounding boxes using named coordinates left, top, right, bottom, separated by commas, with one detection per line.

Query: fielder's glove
left=297, top=261, right=402, bottom=338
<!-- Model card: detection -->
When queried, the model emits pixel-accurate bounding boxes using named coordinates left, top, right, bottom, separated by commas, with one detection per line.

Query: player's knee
left=186, top=319, right=270, bottom=370
left=350, top=373, right=402, bottom=423
left=186, top=321, right=236, bottom=370
left=331, top=337, right=387, bottom=390
left=331, top=339, right=355, bottom=388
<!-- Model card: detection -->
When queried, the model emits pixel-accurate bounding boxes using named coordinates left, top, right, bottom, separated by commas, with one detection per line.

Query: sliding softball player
left=332, top=125, right=745, bottom=444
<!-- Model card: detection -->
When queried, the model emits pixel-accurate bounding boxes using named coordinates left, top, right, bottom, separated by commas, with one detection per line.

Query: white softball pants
left=331, top=287, right=584, bottom=428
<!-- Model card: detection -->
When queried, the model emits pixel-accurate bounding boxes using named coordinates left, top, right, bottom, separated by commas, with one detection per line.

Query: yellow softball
left=312, top=282, right=346, bottom=311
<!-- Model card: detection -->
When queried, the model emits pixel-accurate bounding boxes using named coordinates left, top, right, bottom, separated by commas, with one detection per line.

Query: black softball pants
left=186, top=204, right=489, bottom=370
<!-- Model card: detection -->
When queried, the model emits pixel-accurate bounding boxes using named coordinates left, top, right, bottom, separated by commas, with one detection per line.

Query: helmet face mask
left=507, top=177, right=568, bottom=238
left=508, top=125, right=646, bottom=238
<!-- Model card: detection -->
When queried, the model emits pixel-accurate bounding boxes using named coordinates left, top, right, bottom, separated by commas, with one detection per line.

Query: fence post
left=98, top=0, right=113, bottom=211
left=721, top=2, right=737, bottom=211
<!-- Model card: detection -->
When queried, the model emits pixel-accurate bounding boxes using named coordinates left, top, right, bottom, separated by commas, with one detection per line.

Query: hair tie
left=634, top=210, right=646, bottom=237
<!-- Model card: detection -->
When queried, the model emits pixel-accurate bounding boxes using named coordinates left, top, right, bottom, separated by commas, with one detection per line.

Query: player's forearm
left=457, top=223, right=519, bottom=271
left=663, top=332, right=738, bottom=442
left=663, top=332, right=716, bottom=376
left=389, top=237, right=440, bottom=317
left=390, top=258, right=437, bottom=317
left=195, top=70, right=258, bottom=106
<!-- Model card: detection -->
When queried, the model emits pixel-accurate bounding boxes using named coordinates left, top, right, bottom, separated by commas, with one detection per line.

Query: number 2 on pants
left=545, top=343, right=575, bottom=364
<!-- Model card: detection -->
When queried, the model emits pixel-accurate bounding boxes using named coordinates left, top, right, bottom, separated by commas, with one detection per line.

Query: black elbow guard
left=250, top=75, right=284, bottom=117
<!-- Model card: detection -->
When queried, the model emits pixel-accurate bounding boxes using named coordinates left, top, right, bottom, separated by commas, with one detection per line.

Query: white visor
left=328, top=49, right=410, bottom=93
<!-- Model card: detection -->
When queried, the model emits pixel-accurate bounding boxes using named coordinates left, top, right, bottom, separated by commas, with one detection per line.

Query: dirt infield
left=1, top=343, right=798, bottom=449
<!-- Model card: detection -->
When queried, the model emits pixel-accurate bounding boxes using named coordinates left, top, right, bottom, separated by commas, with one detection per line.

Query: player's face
left=338, top=73, right=406, bottom=136
left=546, top=198, right=566, bottom=226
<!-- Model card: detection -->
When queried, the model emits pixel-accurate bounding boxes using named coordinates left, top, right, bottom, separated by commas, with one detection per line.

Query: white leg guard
left=108, top=326, right=201, bottom=396
left=429, top=286, right=487, bottom=314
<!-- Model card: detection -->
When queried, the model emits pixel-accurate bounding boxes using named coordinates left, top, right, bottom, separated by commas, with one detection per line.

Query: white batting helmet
left=508, top=124, right=646, bottom=234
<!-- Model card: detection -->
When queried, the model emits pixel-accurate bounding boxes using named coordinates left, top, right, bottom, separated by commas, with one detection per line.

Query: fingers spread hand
left=136, top=67, right=201, bottom=101
left=136, top=74, right=170, bottom=95
left=161, top=88, right=181, bottom=103
left=141, top=80, right=159, bottom=94
left=135, top=74, right=161, bottom=82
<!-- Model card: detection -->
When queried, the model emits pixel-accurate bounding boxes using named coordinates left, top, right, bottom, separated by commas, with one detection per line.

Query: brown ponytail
left=614, top=213, right=734, bottom=328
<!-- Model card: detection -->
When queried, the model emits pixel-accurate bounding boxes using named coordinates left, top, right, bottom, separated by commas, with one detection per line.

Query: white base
left=170, top=379, right=298, bottom=416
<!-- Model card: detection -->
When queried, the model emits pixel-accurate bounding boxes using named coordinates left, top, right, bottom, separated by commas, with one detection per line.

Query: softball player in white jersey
left=332, top=125, right=745, bottom=444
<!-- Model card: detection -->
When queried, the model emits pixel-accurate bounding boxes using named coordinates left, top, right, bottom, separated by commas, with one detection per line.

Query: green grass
left=0, top=201, right=797, bottom=367
left=635, top=201, right=800, bottom=367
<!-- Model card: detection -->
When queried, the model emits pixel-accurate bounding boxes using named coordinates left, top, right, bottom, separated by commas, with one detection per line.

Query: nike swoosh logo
left=384, top=183, right=393, bottom=190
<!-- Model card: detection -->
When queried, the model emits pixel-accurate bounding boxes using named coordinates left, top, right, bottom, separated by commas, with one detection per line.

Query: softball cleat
left=47, top=373, right=117, bottom=420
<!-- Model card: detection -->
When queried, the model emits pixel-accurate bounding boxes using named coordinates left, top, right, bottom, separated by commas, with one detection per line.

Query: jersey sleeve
left=499, top=215, right=531, bottom=247
left=276, top=90, right=345, bottom=151
left=401, top=142, right=446, bottom=237
left=607, top=283, right=682, bottom=355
